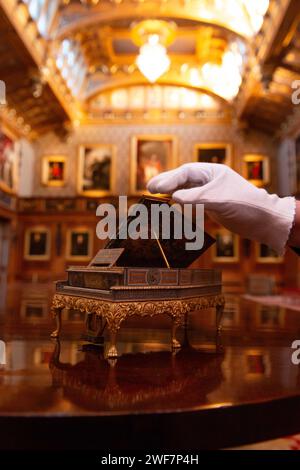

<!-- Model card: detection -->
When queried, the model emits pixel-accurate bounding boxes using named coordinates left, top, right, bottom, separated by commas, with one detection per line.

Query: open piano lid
left=91, top=196, right=215, bottom=269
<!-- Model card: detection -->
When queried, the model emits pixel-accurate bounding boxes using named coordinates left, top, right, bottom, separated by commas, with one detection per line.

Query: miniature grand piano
left=51, top=196, right=225, bottom=358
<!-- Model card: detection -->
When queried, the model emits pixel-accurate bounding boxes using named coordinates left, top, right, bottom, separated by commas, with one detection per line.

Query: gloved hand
left=147, top=163, right=296, bottom=255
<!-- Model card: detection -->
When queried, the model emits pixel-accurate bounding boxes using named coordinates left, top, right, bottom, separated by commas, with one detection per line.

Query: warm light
left=243, top=0, right=269, bottom=17
left=91, top=85, right=221, bottom=112
left=189, top=68, right=202, bottom=87
left=132, top=20, right=176, bottom=83
left=243, top=0, right=269, bottom=33
left=180, top=63, right=189, bottom=74
left=73, top=119, right=81, bottom=128
left=180, top=88, right=198, bottom=108
left=136, top=34, right=170, bottom=83
left=198, top=94, right=217, bottom=109
left=40, top=66, right=50, bottom=79
left=195, top=0, right=269, bottom=37
left=200, top=43, right=243, bottom=100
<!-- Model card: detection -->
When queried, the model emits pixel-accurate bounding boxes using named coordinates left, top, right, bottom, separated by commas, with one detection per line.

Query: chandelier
left=131, top=20, right=176, bottom=83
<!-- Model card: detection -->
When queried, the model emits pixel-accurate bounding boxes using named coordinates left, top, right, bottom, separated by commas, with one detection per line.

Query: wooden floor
left=1, top=283, right=300, bottom=449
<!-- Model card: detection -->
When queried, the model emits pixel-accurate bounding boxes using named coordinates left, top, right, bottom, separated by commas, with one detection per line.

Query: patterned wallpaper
left=28, top=121, right=278, bottom=197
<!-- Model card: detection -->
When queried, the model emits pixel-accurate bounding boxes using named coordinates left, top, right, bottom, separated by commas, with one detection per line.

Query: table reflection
left=1, top=284, right=300, bottom=417
left=49, top=340, right=224, bottom=412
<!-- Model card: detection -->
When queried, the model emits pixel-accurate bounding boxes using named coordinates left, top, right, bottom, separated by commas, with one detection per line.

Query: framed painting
left=66, top=228, right=93, bottom=261
left=245, top=350, right=271, bottom=377
left=0, top=128, right=18, bottom=193
left=33, top=347, right=53, bottom=365
left=20, top=300, right=48, bottom=319
left=212, top=229, right=239, bottom=263
left=243, top=154, right=270, bottom=187
left=220, top=295, right=240, bottom=328
left=255, top=305, right=285, bottom=330
left=193, top=143, right=232, bottom=167
left=78, top=144, right=116, bottom=196
left=41, top=155, right=66, bottom=187
left=130, top=135, right=177, bottom=194
left=24, top=226, right=51, bottom=261
left=256, top=243, right=284, bottom=263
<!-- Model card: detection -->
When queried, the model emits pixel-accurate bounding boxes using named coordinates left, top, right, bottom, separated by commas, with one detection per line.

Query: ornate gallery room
left=3, top=0, right=300, bottom=459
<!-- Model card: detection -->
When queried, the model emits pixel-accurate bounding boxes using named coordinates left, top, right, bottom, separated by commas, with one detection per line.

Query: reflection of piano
left=51, top=196, right=225, bottom=357
left=50, top=340, right=224, bottom=413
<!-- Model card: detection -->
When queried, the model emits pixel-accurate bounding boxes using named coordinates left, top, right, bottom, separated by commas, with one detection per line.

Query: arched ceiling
left=46, top=0, right=269, bottom=39
left=1, top=0, right=300, bottom=136
left=31, top=0, right=256, bottom=105
left=2, top=1, right=263, bottom=102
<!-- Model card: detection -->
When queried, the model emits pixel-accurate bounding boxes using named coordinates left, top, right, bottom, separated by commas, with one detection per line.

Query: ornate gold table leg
left=51, top=306, right=63, bottom=338
left=170, top=306, right=187, bottom=350
left=171, top=320, right=181, bottom=349
left=103, top=303, right=126, bottom=359
left=107, top=330, right=118, bottom=359
left=51, top=339, right=61, bottom=363
left=50, top=294, right=225, bottom=357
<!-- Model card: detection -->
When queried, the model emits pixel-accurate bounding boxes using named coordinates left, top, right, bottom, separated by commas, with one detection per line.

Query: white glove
left=147, top=163, right=296, bottom=255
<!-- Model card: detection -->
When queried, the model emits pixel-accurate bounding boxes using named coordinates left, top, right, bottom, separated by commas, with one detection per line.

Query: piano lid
left=94, top=196, right=215, bottom=269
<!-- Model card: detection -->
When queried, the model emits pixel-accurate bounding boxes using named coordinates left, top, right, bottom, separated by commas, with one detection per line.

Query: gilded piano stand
left=51, top=197, right=225, bottom=358
left=51, top=293, right=225, bottom=358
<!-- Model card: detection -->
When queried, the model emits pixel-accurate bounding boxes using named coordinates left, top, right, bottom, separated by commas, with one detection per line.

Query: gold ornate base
left=51, top=294, right=225, bottom=358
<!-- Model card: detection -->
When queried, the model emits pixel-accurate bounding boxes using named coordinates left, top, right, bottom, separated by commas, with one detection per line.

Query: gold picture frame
left=243, top=154, right=270, bottom=187
left=41, top=155, right=66, bottom=187
left=66, top=227, right=93, bottom=262
left=256, top=243, right=284, bottom=264
left=130, top=135, right=177, bottom=195
left=77, top=144, right=116, bottom=197
left=245, top=349, right=271, bottom=378
left=193, top=143, right=232, bottom=167
left=0, top=127, right=18, bottom=194
left=24, top=226, right=51, bottom=261
left=212, top=228, right=239, bottom=263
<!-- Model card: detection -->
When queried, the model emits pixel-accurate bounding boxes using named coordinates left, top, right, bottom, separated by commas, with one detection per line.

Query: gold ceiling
left=2, top=0, right=300, bottom=135
left=42, top=0, right=268, bottom=101
left=0, top=0, right=269, bottom=122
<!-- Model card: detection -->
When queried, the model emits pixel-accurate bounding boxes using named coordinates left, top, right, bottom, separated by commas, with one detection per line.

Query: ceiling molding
left=54, top=3, right=248, bottom=41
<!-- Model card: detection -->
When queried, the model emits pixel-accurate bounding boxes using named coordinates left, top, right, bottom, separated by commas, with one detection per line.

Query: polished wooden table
left=1, top=287, right=300, bottom=450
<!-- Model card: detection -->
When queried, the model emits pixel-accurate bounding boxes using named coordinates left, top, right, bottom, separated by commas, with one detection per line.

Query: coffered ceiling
left=0, top=0, right=299, bottom=137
